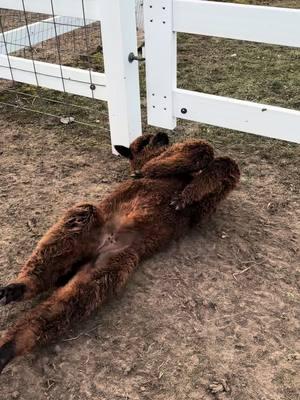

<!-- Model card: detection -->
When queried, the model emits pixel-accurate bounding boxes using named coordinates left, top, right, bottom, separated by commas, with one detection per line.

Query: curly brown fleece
left=0, top=132, right=240, bottom=373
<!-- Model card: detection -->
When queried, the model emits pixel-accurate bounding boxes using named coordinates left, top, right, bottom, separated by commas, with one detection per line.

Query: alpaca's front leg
left=141, top=140, right=214, bottom=178
left=171, top=157, right=240, bottom=210
left=0, top=248, right=139, bottom=373
left=0, top=203, right=103, bottom=305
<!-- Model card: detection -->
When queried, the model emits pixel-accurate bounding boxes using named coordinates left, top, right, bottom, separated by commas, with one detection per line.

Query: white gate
left=144, top=0, right=300, bottom=144
left=0, top=0, right=142, bottom=149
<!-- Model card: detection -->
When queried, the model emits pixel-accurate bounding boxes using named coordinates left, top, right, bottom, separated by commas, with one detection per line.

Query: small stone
left=221, top=379, right=230, bottom=392
left=209, top=382, right=224, bottom=394
left=60, top=116, right=75, bottom=125
left=54, top=345, right=61, bottom=354
left=11, top=391, right=20, bottom=399
left=280, top=313, right=288, bottom=320
left=209, top=379, right=230, bottom=394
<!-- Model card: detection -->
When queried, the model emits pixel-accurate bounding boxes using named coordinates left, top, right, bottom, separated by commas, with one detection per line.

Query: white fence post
left=101, top=0, right=142, bottom=151
left=144, top=0, right=177, bottom=130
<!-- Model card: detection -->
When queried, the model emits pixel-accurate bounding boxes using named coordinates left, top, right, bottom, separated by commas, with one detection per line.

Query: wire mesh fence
left=0, top=4, right=110, bottom=130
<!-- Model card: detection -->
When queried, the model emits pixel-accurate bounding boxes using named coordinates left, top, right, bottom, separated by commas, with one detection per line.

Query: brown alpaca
left=0, top=132, right=240, bottom=373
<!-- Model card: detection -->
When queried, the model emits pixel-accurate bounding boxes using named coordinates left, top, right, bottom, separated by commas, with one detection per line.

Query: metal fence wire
left=0, top=3, right=110, bottom=129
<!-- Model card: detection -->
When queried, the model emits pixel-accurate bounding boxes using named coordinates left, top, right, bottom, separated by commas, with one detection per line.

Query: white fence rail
left=174, top=0, right=300, bottom=48
left=0, top=0, right=142, bottom=150
left=0, top=0, right=102, bottom=20
left=0, top=55, right=108, bottom=99
left=144, top=0, right=300, bottom=143
left=0, top=16, right=94, bottom=54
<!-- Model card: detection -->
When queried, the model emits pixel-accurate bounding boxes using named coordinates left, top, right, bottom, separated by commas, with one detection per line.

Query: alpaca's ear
left=114, top=145, right=133, bottom=159
left=152, top=132, right=169, bottom=146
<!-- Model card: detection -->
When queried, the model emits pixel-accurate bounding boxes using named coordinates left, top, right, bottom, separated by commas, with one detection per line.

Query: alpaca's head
left=114, top=132, right=170, bottom=171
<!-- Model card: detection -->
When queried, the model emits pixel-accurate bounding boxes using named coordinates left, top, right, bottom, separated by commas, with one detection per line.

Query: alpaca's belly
left=97, top=202, right=172, bottom=256
left=98, top=179, right=190, bottom=258
left=98, top=223, right=138, bottom=254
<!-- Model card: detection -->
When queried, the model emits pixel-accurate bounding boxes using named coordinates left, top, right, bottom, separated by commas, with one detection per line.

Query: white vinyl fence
left=144, top=0, right=300, bottom=143
left=0, top=0, right=299, bottom=146
left=0, top=0, right=142, bottom=150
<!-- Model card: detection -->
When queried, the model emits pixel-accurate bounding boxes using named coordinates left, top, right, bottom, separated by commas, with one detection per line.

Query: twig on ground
left=233, top=266, right=252, bottom=281
left=63, top=325, right=100, bottom=342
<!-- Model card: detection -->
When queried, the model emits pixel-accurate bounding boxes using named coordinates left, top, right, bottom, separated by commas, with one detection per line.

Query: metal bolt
left=90, top=84, right=96, bottom=91
left=181, top=108, right=187, bottom=114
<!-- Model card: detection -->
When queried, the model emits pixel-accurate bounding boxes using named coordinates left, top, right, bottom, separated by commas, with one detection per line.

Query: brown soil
left=0, top=1, right=299, bottom=399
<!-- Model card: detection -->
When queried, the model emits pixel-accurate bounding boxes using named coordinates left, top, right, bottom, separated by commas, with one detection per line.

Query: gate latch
left=128, top=52, right=145, bottom=63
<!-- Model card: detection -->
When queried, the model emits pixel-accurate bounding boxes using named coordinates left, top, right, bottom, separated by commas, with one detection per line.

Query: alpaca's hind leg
left=171, top=157, right=240, bottom=211
left=0, top=248, right=139, bottom=373
left=0, top=203, right=103, bottom=305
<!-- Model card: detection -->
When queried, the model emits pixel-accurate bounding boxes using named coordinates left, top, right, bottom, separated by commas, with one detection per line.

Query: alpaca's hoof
left=131, top=170, right=143, bottom=179
left=0, top=283, right=26, bottom=305
left=0, top=341, right=15, bottom=374
left=170, top=195, right=186, bottom=211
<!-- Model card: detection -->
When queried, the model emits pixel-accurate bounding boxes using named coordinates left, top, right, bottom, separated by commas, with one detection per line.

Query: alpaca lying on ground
left=0, top=132, right=240, bottom=373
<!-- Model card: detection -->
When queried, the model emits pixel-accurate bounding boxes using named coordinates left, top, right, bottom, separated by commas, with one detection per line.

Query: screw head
left=181, top=108, right=187, bottom=114
left=90, top=84, right=96, bottom=91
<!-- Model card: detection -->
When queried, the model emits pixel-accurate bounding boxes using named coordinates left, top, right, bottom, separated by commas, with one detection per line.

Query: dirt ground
left=0, top=1, right=300, bottom=399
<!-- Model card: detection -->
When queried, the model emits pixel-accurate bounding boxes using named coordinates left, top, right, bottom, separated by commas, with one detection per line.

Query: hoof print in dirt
left=0, top=283, right=26, bottom=305
left=209, top=380, right=230, bottom=395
